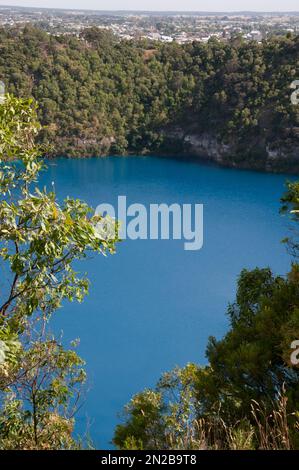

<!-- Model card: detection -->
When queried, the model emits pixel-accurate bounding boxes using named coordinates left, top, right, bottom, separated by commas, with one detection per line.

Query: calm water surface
left=41, top=156, right=294, bottom=448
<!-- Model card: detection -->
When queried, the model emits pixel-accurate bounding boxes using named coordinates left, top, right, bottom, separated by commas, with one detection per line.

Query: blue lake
left=42, top=156, right=294, bottom=449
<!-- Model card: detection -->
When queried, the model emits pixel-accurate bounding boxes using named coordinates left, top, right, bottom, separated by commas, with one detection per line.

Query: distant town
left=0, top=5, right=298, bottom=42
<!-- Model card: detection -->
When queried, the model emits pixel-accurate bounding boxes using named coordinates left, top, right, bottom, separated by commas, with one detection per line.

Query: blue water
left=41, top=156, right=294, bottom=449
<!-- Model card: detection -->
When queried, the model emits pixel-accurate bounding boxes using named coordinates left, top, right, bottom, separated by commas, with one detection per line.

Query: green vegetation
left=1, top=28, right=299, bottom=448
left=113, top=268, right=299, bottom=449
left=0, top=27, right=298, bottom=171
left=113, top=184, right=299, bottom=450
left=0, top=95, right=119, bottom=449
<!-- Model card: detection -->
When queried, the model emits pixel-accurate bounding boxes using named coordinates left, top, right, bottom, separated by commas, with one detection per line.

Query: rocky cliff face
left=163, top=127, right=299, bottom=174
left=183, top=134, right=231, bottom=163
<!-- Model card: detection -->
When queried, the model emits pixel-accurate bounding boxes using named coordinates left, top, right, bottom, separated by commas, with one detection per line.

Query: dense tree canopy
left=0, top=27, right=298, bottom=170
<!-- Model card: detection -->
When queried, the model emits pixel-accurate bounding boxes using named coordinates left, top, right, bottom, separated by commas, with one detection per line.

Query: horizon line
left=1, top=4, right=299, bottom=14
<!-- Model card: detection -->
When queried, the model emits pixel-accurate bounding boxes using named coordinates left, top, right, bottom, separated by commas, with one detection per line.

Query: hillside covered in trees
left=0, top=26, right=298, bottom=172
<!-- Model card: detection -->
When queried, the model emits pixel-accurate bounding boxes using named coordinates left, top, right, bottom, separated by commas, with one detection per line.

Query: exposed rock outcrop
left=162, top=126, right=299, bottom=173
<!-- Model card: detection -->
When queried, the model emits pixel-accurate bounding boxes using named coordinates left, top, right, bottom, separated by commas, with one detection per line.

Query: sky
left=0, top=0, right=298, bottom=13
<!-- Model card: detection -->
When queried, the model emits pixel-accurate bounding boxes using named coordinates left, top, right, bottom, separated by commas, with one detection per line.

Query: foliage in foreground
left=0, top=95, right=119, bottom=449
left=114, top=184, right=299, bottom=450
